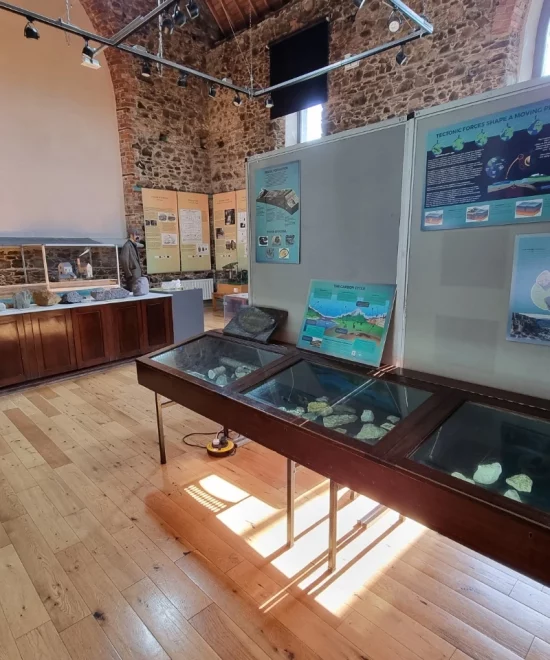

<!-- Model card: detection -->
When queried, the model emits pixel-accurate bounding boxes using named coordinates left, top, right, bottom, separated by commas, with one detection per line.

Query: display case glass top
left=151, top=334, right=282, bottom=388
left=412, top=402, right=550, bottom=514
left=245, top=359, right=432, bottom=445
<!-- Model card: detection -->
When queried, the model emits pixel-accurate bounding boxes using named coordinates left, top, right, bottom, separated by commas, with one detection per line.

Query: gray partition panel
left=405, top=82, right=550, bottom=399
left=247, top=119, right=407, bottom=362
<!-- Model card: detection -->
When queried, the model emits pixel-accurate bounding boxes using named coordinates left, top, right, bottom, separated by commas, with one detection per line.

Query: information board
left=213, top=191, right=237, bottom=269
left=423, top=99, right=550, bottom=231
left=296, top=280, right=396, bottom=367
left=255, top=160, right=301, bottom=264
left=508, top=233, right=550, bottom=346
left=236, top=188, right=248, bottom=270
left=177, top=191, right=210, bottom=272
left=141, top=188, right=180, bottom=273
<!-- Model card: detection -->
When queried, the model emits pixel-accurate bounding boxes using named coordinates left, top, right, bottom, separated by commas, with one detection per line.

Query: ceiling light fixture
left=82, top=39, right=95, bottom=59
left=161, top=12, right=174, bottom=35
left=177, top=71, right=188, bottom=87
left=233, top=93, right=242, bottom=107
left=388, top=11, right=403, bottom=33
left=395, top=46, right=408, bottom=65
left=208, top=84, right=216, bottom=98
left=186, top=1, right=199, bottom=20
left=141, top=59, right=152, bottom=78
left=173, top=3, right=187, bottom=27
left=24, top=17, right=39, bottom=39
left=265, top=95, right=274, bottom=109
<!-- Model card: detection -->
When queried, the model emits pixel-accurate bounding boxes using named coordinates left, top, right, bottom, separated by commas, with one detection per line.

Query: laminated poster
left=507, top=234, right=550, bottom=346
left=177, top=191, right=211, bottom=272
left=213, top=191, right=237, bottom=269
left=141, top=188, right=180, bottom=273
left=236, top=188, right=248, bottom=270
left=297, top=280, right=396, bottom=368
left=255, top=160, right=300, bottom=264
left=423, top=99, right=550, bottom=231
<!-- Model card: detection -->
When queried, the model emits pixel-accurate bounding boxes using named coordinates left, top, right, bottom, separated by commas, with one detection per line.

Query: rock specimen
left=318, top=406, right=335, bottom=418
left=308, top=401, right=330, bottom=414
left=323, top=414, right=357, bottom=428
left=301, top=412, right=318, bottom=421
left=316, top=396, right=329, bottom=403
left=60, top=291, right=83, bottom=304
left=33, top=289, right=60, bottom=306
left=355, top=424, right=387, bottom=441
left=109, top=287, right=130, bottom=299
left=451, top=472, right=475, bottom=484
left=208, top=366, right=226, bottom=380
left=215, top=375, right=228, bottom=387
left=13, top=290, right=32, bottom=309
left=505, top=474, right=533, bottom=493
left=188, top=370, right=209, bottom=381
left=132, top=277, right=149, bottom=296
left=361, top=409, right=375, bottom=423
left=504, top=489, right=522, bottom=502
left=381, top=422, right=395, bottom=431
left=220, top=357, right=256, bottom=371
left=473, top=462, right=502, bottom=485
left=235, top=366, right=254, bottom=378
left=334, top=428, right=347, bottom=434
left=333, top=404, right=355, bottom=414
left=387, top=415, right=401, bottom=424
left=0, top=303, right=6, bottom=312
left=91, top=288, right=111, bottom=301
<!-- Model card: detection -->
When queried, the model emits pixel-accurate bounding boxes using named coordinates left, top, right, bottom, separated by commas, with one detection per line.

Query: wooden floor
left=0, top=306, right=549, bottom=660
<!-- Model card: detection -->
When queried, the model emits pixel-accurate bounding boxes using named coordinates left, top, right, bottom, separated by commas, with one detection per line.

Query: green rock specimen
left=473, top=462, right=502, bottom=485
left=355, top=424, right=387, bottom=441
left=505, top=474, right=532, bottom=493
left=323, top=414, right=358, bottom=429
left=451, top=472, right=475, bottom=484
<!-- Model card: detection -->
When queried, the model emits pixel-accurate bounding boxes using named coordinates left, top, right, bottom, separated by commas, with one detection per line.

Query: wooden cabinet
left=110, top=302, right=143, bottom=359
left=31, top=310, right=76, bottom=378
left=71, top=306, right=111, bottom=368
left=0, top=316, right=31, bottom=387
left=140, top=298, right=173, bottom=352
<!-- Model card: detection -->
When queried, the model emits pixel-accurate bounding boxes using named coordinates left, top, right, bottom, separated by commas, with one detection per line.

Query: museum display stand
left=137, top=331, right=550, bottom=585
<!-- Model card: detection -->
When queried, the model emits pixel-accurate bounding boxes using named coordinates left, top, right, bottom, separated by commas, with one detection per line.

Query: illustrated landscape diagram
left=305, top=304, right=387, bottom=343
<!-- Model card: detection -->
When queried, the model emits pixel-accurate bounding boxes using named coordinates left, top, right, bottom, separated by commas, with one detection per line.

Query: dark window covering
left=269, top=20, right=329, bottom=120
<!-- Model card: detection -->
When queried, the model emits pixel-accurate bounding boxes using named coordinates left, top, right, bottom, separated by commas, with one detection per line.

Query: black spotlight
left=208, top=84, right=217, bottom=98
left=186, top=0, right=200, bottom=19
left=264, top=95, right=274, bottom=109
left=173, top=3, right=187, bottom=26
left=24, top=18, right=40, bottom=40
left=388, top=11, right=402, bottom=33
left=141, top=59, right=152, bottom=78
left=82, top=39, right=95, bottom=59
left=352, top=0, right=366, bottom=8
left=178, top=71, right=188, bottom=87
left=161, top=12, right=174, bottom=35
left=395, top=47, right=408, bottom=65
left=233, top=93, right=242, bottom=107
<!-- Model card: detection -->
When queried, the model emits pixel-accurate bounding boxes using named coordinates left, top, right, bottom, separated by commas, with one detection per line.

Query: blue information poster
left=255, top=160, right=300, bottom=263
left=423, top=99, right=550, bottom=231
left=508, top=234, right=550, bottom=346
left=297, top=280, right=396, bottom=367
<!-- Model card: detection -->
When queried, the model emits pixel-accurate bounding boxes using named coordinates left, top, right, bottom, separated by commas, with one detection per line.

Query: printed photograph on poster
left=255, top=160, right=301, bottom=264
left=225, top=209, right=236, bottom=225
left=296, top=280, right=396, bottom=367
left=179, top=209, right=202, bottom=242
left=423, top=99, right=550, bottom=231
left=507, top=234, right=550, bottom=346
left=161, top=233, right=178, bottom=246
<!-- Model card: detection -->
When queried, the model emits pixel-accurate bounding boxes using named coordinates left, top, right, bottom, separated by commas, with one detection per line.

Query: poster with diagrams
left=177, top=191, right=211, bottom=272
left=423, top=99, right=550, bottom=231
left=236, top=189, right=248, bottom=270
left=255, top=160, right=300, bottom=264
left=508, top=234, right=550, bottom=346
left=141, top=188, right=180, bottom=273
left=213, top=191, right=237, bottom=269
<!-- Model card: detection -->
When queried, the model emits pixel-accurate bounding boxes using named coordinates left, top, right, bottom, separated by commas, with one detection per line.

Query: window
left=285, top=104, right=323, bottom=147
left=532, top=0, right=550, bottom=78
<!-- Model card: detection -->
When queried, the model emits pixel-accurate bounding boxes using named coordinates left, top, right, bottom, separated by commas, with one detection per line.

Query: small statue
left=13, top=290, right=32, bottom=309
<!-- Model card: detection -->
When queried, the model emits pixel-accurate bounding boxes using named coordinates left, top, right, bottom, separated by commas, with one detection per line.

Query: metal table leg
left=287, top=459, right=296, bottom=547
left=155, top=393, right=166, bottom=465
left=328, top=480, right=338, bottom=572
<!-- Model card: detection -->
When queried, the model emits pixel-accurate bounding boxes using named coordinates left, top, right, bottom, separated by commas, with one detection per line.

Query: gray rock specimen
left=451, top=472, right=475, bottom=484
left=91, top=288, right=110, bottom=301
left=208, top=366, right=226, bottom=380
left=33, top=289, right=60, bottom=306
left=505, top=474, right=532, bottom=493
left=387, top=415, right=401, bottom=424
left=215, top=375, right=229, bottom=387
left=361, top=409, right=375, bottom=423
left=0, top=303, right=6, bottom=312
left=473, top=462, right=502, bottom=485
left=188, top=370, right=209, bottom=381
left=381, top=422, right=395, bottom=431
left=323, top=414, right=357, bottom=428
left=235, top=366, right=254, bottom=378
left=109, top=287, right=130, bottom=299
left=316, top=396, right=329, bottom=403
left=301, top=412, right=318, bottom=422
left=504, top=489, right=522, bottom=502
left=60, top=291, right=83, bottom=304
left=355, top=424, right=387, bottom=441
left=278, top=406, right=305, bottom=416
left=308, top=401, right=330, bottom=414
left=13, top=290, right=32, bottom=309
left=132, top=277, right=149, bottom=296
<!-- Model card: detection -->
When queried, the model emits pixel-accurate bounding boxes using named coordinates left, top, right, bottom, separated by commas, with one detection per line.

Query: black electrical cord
left=181, top=428, right=239, bottom=451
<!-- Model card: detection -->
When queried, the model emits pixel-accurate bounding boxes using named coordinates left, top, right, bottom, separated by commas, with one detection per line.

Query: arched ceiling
left=203, top=0, right=291, bottom=37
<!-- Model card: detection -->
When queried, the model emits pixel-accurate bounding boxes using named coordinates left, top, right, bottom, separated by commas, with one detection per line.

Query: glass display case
left=412, top=402, right=550, bottom=513
left=151, top=334, right=283, bottom=388
left=245, top=359, right=432, bottom=444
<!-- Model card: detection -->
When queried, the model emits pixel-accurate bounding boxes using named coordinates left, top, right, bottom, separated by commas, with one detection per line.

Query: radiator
left=179, top=278, right=214, bottom=300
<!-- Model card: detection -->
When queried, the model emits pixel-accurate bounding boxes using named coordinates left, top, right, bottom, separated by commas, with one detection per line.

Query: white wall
left=0, top=0, right=126, bottom=240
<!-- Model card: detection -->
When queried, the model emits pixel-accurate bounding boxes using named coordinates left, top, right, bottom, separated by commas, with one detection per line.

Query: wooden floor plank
left=0, top=453, right=36, bottom=493
left=60, top=616, right=123, bottom=660
left=25, top=394, right=60, bottom=419
left=26, top=464, right=85, bottom=517
left=0, top=604, right=22, bottom=660
left=0, top=523, right=10, bottom=549
left=17, top=486, right=79, bottom=553
left=123, top=577, right=221, bottom=660
left=0, top=434, right=11, bottom=456
left=510, top=582, right=550, bottom=618
left=1, top=432, right=45, bottom=469
left=0, top=543, right=50, bottom=639
left=527, top=638, right=550, bottom=660
left=56, top=543, right=169, bottom=660
left=0, top=472, right=26, bottom=522
left=4, top=515, right=89, bottom=632
left=16, top=621, right=71, bottom=660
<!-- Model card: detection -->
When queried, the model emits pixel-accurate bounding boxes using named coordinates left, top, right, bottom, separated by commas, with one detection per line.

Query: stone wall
left=206, top=0, right=530, bottom=193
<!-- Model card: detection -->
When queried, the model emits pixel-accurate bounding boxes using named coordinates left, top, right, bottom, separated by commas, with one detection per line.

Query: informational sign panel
left=213, top=191, right=237, bottom=269
left=296, top=280, right=396, bottom=367
left=255, top=160, right=301, bottom=264
left=177, top=191, right=210, bottom=272
left=508, top=233, right=550, bottom=346
left=422, top=99, right=550, bottom=231
left=236, top=189, right=248, bottom=270
left=141, top=188, right=180, bottom=273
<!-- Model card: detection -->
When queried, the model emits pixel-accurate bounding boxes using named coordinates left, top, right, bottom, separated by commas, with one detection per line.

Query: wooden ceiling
left=203, top=0, right=290, bottom=37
